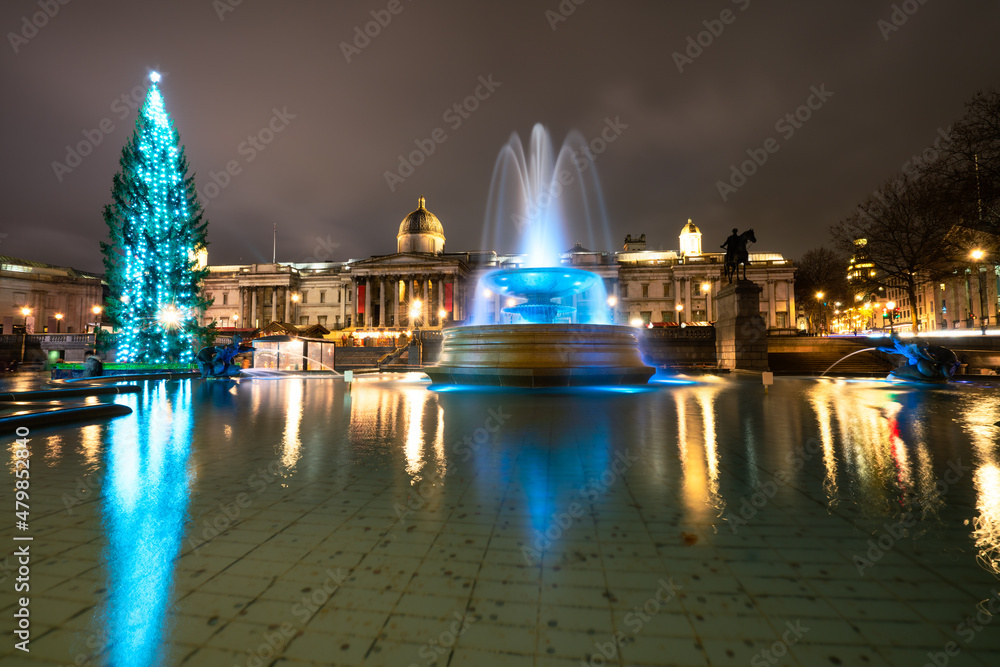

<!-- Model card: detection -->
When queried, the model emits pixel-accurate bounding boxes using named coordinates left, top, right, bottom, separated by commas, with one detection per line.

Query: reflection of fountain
left=427, top=125, right=653, bottom=387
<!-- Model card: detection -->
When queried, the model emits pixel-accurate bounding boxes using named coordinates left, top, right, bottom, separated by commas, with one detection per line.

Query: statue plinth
left=715, top=279, right=768, bottom=372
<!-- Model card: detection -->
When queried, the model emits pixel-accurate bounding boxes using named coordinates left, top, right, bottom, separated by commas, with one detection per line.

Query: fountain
left=425, top=125, right=654, bottom=387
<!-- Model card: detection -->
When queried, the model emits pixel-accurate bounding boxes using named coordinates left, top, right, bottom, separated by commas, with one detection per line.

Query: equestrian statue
left=721, top=228, right=756, bottom=283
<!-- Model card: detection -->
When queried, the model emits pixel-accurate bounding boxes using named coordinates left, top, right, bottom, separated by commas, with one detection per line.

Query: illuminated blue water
left=6, top=374, right=1000, bottom=665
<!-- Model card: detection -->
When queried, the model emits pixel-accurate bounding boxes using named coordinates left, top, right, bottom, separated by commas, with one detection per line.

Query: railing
left=642, top=326, right=716, bottom=340
left=0, top=333, right=95, bottom=345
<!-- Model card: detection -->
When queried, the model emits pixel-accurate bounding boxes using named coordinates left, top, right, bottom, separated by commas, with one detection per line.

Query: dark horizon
left=3, top=0, right=1000, bottom=274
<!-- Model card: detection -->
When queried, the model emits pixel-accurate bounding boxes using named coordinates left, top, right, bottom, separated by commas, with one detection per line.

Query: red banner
left=357, top=285, right=365, bottom=313
left=444, top=283, right=453, bottom=311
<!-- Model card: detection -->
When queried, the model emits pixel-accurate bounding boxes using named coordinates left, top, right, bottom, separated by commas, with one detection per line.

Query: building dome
left=679, top=218, right=702, bottom=256
left=681, top=219, right=700, bottom=235
left=396, top=196, right=445, bottom=253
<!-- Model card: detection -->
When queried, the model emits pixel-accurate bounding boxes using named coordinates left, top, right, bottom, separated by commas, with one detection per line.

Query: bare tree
left=794, top=247, right=850, bottom=332
left=934, top=88, right=1000, bottom=234
left=832, top=173, right=957, bottom=331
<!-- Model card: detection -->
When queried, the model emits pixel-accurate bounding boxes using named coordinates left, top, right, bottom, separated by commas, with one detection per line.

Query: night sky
left=3, top=0, right=999, bottom=273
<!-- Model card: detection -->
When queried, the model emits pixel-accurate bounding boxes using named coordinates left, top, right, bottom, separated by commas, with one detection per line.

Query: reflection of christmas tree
left=101, top=72, right=211, bottom=363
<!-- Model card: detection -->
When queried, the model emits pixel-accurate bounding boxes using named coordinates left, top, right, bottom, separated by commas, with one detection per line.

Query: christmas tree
left=101, top=72, right=211, bottom=363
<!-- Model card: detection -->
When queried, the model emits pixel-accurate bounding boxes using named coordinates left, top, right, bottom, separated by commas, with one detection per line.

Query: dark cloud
left=2, top=0, right=998, bottom=272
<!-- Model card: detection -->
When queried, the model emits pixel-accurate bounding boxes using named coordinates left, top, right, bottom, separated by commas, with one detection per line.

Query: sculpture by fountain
left=196, top=335, right=244, bottom=379
left=876, top=334, right=960, bottom=383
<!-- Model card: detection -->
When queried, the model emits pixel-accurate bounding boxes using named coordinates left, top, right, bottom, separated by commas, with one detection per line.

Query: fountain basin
left=425, top=323, right=654, bottom=387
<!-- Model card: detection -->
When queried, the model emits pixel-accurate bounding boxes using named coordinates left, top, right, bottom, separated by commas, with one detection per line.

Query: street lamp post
left=54, top=313, right=63, bottom=334
left=971, top=249, right=988, bottom=335
left=815, top=292, right=825, bottom=335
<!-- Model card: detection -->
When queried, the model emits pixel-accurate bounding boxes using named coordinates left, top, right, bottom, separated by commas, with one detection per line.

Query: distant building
left=1, top=255, right=104, bottom=334
left=201, top=199, right=798, bottom=331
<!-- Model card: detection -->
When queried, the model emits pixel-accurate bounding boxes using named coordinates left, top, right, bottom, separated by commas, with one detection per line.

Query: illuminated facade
left=202, top=202, right=797, bottom=331
left=1, top=255, right=104, bottom=334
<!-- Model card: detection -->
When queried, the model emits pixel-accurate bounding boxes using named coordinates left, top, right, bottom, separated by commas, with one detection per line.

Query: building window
left=220, top=317, right=229, bottom=327
left=640, top=311, right=652, bottom=325
left=318, top=315, right=327, bottom=326
left=776, top=312, right=788, bottom=328
left=641, top=284, right=649, bottom=298
left=302, top=291, right=308, bottom=304
left=661, top=311, right=675, bottom=324
left=299, top=316, right=309, bottom=325
left=663, top=284, right=670, bottom=297
left=222, top=293, right=228, bottom=305
left=320, top=291, right=326, bottom=304
left=346, top=315, right=352, bottom=327
left=335, top=315, right=341, bottom=327
left=622, top=284, right=628, bottom=298
left=337, top=290, right=342, bottom=304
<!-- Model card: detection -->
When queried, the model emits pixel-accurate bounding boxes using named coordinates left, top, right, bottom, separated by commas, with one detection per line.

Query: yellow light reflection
left=280, top=380, right=304, bottom=474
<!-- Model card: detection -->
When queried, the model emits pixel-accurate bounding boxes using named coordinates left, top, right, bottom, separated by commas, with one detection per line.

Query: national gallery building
left=201, top=197, right=797, bottom=332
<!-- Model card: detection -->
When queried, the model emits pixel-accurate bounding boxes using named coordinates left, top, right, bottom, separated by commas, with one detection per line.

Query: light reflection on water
left=22, top=374, right=1000, bottom=663
left=93, top=380, right=193, bottom=666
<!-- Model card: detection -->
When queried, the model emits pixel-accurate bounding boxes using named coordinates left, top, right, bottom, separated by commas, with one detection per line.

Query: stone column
left=673, top=279, right=681, bottom=317
left=684, top=278, right=692, bottom=316
left=270, top=288, right=277, bottom=323
left=283, top=288, right=290, bottom=323
left=787, top=280, right=795, bottom=328
left=364, top=278, right=372, bottom=328
left=706, top=281, right=713, bottom=322
left=378, top=277, right=386, bottom=328
left=422, top=276, right=429, bottom=324
left=768, top=280, right=777, bottom=329
left=437, top=275, right=445, bottom=326
left=251, top=289, right=258, bottom=328
left=393, top=276, right=400, bottom=328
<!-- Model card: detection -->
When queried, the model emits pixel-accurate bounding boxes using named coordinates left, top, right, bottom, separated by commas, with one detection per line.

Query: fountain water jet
left=425, top=125, right=653, bottom=387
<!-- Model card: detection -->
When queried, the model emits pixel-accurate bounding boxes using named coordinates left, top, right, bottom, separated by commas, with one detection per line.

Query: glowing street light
left=630, top=317, right=643, bottom=327
left=701, top=282, right=711, bottom=292
left=291, top=293, right=300, bottom=303
left=970, top=249, right=988, bottom=334
left=55, top=312, right=63, bottom=334
left=886, top=300, right=896, bottom=333
left=410, top=300, right=422, bottom=328
left=607, top=295, right=617, bottom=307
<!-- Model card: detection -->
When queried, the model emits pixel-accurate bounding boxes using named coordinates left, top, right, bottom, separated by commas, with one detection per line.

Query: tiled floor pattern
left=1, top=374, right=999, bottom=666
